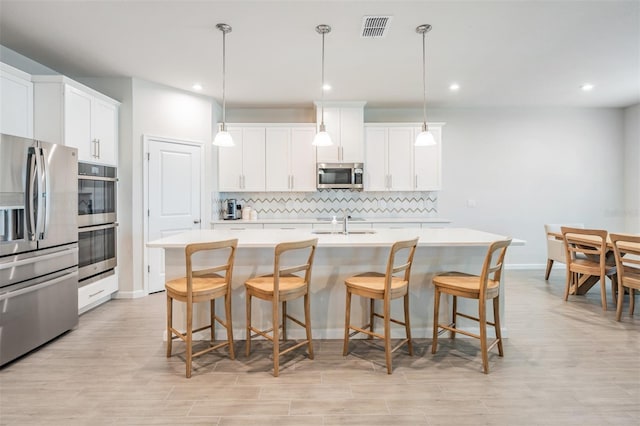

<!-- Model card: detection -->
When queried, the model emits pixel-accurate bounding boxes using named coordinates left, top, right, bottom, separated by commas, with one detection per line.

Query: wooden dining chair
left=561, top=226, right=617, bottom=311
left=610, top=233, right=640, bottom=321
left=544, top=223, right=584, bottom=280
left=245, top=238, right=318, bottom=377
left=343, top=238, right=419, bottom=374
left=165, top=239, right=238, bottom=378
left=432, top=238, right=512, bottom=374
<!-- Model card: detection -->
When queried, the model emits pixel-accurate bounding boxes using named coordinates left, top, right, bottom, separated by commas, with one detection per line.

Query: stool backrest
left=273, top=238, right=318, bottom=293
left=185, top=239, right=238, bottom=294
left=479, top=239, right=512, bottom=298
left=384, top=237, right=419, bottom=293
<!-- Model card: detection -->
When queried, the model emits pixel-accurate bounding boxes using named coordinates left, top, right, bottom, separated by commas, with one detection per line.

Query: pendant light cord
left=320, top=30, right=325, bottom=127
left=422, top=29, right=427, bottom=128
left=222, top=29, right=227, bottom=128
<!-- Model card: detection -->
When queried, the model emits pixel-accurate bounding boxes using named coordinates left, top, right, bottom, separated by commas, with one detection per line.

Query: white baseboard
left=114, top=289, right=147, bottom=299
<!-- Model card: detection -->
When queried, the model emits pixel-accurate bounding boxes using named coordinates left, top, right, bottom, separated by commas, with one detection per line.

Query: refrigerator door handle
left=36, top=147, right=48, bottom=240
left=0, top=246, right=78, bottom=271
left=0, top=271, right=77, bottom=301
left=25, top=147, right=38, bottom=241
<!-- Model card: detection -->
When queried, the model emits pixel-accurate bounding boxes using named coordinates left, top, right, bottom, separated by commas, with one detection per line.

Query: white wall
left=624, top=103, right=640, bottom=233
left=367, top=107, right=626, bottom=266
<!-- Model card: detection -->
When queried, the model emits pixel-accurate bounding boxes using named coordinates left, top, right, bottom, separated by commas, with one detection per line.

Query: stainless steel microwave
left=317, top=163, right=364, bottom=189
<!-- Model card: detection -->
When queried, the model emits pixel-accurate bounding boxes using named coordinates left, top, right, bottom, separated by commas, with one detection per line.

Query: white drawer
left=78, top=273, right=118, bottom=312
left=213, top=223, right=264, bottom=230
left=263, top=223, right=313, bottom=230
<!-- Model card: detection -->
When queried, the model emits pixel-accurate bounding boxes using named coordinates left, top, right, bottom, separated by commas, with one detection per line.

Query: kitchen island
left=147, top=228, right=524, bottom=339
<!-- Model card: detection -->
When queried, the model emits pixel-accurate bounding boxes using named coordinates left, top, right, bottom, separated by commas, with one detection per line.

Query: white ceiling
left=0, top=0, right=638, bottom=109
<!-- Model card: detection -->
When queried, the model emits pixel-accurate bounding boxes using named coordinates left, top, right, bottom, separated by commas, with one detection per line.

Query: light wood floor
left=1, top=270, right=638, bottom=425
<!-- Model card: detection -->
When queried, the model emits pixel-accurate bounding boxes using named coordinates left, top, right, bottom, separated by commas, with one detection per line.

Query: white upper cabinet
left=33, top=75, right=119, bottom=165
left=265, top=126, right=316, bottom=192
left=364, top=123, right=444, bottom=191
left=315, top=102, right=365, bottom=163
left=218, top=126, right=266, bottom=192
left=0, top=63, right=33, bottom=139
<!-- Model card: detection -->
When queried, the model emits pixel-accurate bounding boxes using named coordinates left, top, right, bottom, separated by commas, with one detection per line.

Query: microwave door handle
left=25, top=147, right=37, bottom=241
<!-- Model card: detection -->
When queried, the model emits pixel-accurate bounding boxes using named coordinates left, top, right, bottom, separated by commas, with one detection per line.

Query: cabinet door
left=290, top=127, right=317, bottom=191
left=64, top=86, right=93, bottom=161
left=92, top=98, right=118, bottom=165
left=387, top=127, right=414, bottom=191
left=241, top=127, right=266, bottom=191
left=339, top=107, right=364, bottom=162
left=414, top=126, right=442, bottom=190
left=265, top=127, right=291, bottom=191
left=218, top=127, right=244, bottom=191
left=364, top=127, right=388, bottom=191
left=0, top=67, right=33, bottom=138
left=315, top=106, right=340, bottom=162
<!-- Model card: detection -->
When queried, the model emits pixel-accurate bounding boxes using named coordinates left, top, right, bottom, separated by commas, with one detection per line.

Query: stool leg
left=404, top=292, right=413, bottom=356
left=493, top=295, right=503, bottom=356
left=245, top=292, right=252, bottom=357
left=186, top=299, right=193, bottom=378
left=272, top=297, right=280, bottom=377
left=451, top=295, right=458, bottom=339
left=304, top=291, right=314, bottom=359
left=225, top=291, right=235, bottom=360
left=479, top=299, right=488, bottom=374
left=369, top=298, right=375, bottom=339
left=166, top=295, right=173, bottom=357
left=282, top=301, right=287, bottom=341
left=343, top=289, right=352, bottom=356
left=432, top=287, right=440, bottom=354
left=210, top=299, right=216, bottom=343
left=383, top=296, right=392, bottom=374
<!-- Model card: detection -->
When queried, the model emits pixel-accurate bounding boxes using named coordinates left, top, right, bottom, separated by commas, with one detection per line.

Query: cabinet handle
left=389, top=174, right=392, bottom=189
left=290, top=175, right=294, bottom=189
left=89, top=289, right=105, bottom=298
left=97, top=139, right=101, bottom=159
left=415, top=175, right=418, bottom=188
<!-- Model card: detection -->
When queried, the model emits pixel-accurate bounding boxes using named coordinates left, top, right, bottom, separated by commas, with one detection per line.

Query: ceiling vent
left=361, top=16, right=392, bottom=38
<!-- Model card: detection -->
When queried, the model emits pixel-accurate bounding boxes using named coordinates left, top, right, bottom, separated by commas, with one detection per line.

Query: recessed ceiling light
left=192, top=83, right=203, bottom=91
left=449, top=83, right=460, bottom=91
left=581, top=83, right=594, bottom=91
left=322, top=83, right=331, bottom=91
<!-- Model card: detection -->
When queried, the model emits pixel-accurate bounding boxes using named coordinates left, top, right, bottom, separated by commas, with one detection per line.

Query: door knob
left=193, top=220, right=201, bottom=224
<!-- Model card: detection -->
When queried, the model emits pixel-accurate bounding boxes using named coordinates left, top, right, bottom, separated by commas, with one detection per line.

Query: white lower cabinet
left=263, top=223, right=313, bottom=230
left=372, top=222, right=422, bottom=229
left=78, top=272, right=118, bottom=314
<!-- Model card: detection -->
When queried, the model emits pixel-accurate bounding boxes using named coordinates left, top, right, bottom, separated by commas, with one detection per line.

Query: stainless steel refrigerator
left=0, top=133, right=79, bottom=366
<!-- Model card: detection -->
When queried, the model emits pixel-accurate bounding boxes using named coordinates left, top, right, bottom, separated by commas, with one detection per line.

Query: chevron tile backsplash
left=215, top=190, right=438, bottom=219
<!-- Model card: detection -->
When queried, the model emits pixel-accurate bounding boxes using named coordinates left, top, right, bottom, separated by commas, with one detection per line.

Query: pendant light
left=415, top=24, right=436, bottom=146
left=313, top=24, right=333, bottom=147
left=213, top=23, right=233, bottom=147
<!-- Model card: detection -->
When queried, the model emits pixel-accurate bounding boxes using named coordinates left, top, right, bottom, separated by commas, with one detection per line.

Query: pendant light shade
left=213, top=23, right=233, bottom=147
left=313, top=24, right=333, bottom=147
left=415, top=24, right=436, bottom=147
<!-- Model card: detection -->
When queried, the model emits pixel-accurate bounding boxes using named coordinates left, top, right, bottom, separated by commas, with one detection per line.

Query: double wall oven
left=78, top=163, right=117, bottom=284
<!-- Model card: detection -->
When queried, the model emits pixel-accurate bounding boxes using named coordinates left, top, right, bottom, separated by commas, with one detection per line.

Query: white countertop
left=147, top=227, right=525, bottom=249
left=210, top=217, right=452, bottom=225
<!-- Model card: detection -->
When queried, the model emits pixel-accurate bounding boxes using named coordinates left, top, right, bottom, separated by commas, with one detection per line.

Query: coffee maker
left=223, top=199, right=240, bottom=220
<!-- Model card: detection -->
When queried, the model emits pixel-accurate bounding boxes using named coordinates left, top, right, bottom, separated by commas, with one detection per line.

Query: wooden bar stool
left=431, top=238, right=511, bottom=374
left=165, top=239, right=238, bottom=378
left=245, top=238, right=317, bottom=377
left=343, top=238, right=419, bottom=374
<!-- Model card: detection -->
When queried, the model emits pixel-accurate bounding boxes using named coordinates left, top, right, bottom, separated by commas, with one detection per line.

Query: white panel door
left=64, top=86, right=92, bottom=161
left=0, top=68, right=33, bottom=138
left=147, top=139, right=202, bottom=293
left=241, top=127, right=266, bottom=191
left=290, top=127, right=317, bottom=191
left=265, top=127, right=290, bottom=191
left=387, top=127, right=414, bottom=191
left=218, top=127, right=243, bottom=191
left=92, top=98, right=117, bottom=165
left=414, top=126, right=442, bottom=190
left=364, top=127, right=388, bottom=191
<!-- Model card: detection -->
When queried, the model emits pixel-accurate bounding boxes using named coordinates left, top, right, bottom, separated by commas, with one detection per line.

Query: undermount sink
left=312, top=230, right=376, bottom=235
